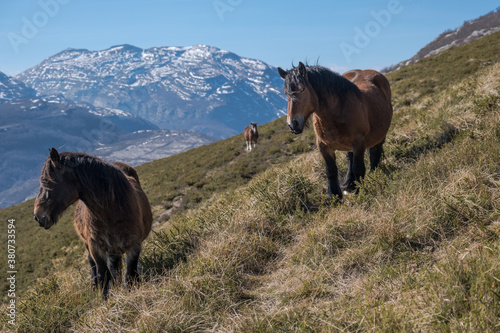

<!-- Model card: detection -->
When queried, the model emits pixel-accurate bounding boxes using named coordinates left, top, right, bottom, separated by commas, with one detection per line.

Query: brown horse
left=244, top=122, right=259, bottom=151
left=278, top=62, right=393, bottom=199
left=33, top=148, right=152, bottom=297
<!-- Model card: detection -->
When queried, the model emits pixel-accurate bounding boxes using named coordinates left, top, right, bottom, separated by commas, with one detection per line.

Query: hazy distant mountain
left=94, top=129, right=216, bottom=166
left=385, top=8, right=500, bottom=72
left=0, top=96, right=127, bottom=207
left=16, top=44, right=286, bottom=138
left=0, top=71, right=36, bottom=100
left=0, top=95, right=215, bottom=208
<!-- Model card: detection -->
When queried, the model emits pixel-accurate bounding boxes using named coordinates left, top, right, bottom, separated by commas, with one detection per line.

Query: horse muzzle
left=33, top=212, right=53, bottom=229
left=288, top=118, right=304, bottom=134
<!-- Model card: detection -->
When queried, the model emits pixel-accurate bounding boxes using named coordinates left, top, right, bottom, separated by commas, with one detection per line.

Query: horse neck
left=312, top=81, right=361, bottom=124
left=307, top=69, right=359, bottom=119
left=70, top=156, right=132, bottom=218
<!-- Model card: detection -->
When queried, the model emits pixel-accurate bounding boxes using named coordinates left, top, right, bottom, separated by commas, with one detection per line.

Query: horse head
left=278, top=62, right=318, bottom=134
left=34, top=148, right=79, bottom=229
left=250, top=122, right=258, bottom=134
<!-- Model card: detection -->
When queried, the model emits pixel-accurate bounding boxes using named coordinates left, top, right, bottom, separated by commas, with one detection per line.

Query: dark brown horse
left=244, top=122, right=259, bottom=151
left=278, top=62, right=393, bottom=199
left=33, top=148, right=152, bottom=297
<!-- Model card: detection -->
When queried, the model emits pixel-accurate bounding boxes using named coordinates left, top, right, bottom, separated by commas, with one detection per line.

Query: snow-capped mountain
left=0, top=71, right=36, bottom=100
left=16, top=44, right=287, bottom=138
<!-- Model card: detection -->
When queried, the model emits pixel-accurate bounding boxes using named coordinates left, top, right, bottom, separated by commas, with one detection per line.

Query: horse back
left=343, top=69, right=392, bottom=105
left=112, top=162, right=140, bottom=184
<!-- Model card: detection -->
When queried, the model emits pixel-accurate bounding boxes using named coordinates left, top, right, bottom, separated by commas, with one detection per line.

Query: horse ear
left=49, top=148, right=60, bottom=165
left=298, top=62, right=307, bottom=77
left=278, top=67, right=288, bottom=79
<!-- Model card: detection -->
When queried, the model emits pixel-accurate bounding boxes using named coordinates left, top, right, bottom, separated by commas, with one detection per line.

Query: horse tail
left=372, top=72, right=392, bottom=106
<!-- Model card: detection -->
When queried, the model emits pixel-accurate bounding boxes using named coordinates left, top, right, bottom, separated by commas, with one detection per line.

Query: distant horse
left=278, top=62, right=393, bottom=199
left=244, top=122, right=259, bottom=151
left=34, top=148, right=152, bottom=298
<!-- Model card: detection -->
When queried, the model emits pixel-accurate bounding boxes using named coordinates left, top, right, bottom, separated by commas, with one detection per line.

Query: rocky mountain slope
left=16, top=44, right=286, bottom=138
left=0, top=72, right=36, bottom=100
left=385, top=8, right=500, bottom=71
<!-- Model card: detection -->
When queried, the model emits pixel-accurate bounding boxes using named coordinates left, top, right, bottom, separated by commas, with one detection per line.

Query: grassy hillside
left=0, top=112, right=317, bottom=302
left=2, top=30, right=500, bottom=332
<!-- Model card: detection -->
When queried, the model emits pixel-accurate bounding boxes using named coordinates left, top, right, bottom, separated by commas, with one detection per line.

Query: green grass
left=0, top=202, right=82, bottom=304
left=2, top=30, right=500, bottom=332
left=138, top=116, right=316, bottom=217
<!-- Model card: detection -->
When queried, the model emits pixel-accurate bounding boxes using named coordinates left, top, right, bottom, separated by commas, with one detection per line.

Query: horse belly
left=314, top=129, right=353, bottom=152
left=313, top=115, right=365, bottom=152
left=74, top=201, right=90, bottom=243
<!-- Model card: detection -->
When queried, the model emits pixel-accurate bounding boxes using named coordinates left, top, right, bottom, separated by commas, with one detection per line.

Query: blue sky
left=1, top=0, right=498, bottom=76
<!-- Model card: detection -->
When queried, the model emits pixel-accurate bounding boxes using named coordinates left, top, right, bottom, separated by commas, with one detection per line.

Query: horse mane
left=60, top=152, right=134, bottom=213
left=285, top=65, right=362, bottom=106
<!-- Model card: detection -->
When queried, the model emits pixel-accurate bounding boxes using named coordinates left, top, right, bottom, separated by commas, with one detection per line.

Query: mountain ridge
left=16, top=44, right=286, bottom=138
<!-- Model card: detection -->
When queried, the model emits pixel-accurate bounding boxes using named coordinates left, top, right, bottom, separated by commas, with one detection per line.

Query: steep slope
left=385, top=8, right=500, bottom=71
left=16, top=44, right=286, bottom=138
left=2, top=30, right=500, bottom=332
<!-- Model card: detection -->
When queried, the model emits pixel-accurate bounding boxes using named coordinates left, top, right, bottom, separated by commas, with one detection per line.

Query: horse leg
left=85, top=243, right=98, bottom=289
left=369, top=140, right=385, bottom=170
left=108, top=254, right=123, bottom=287
left=125, top=247, right=142, bottom=287
left=320, top=149, right=342, bottom=200
left=341, top=152, right=356, bottom=192
left=91, top=251, right=112, bottom=298
left=88, top=254, right=98, bottom=290
left=352, top=141, right=367, bottom=194
left=246, top=141, right=251, bottom=151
